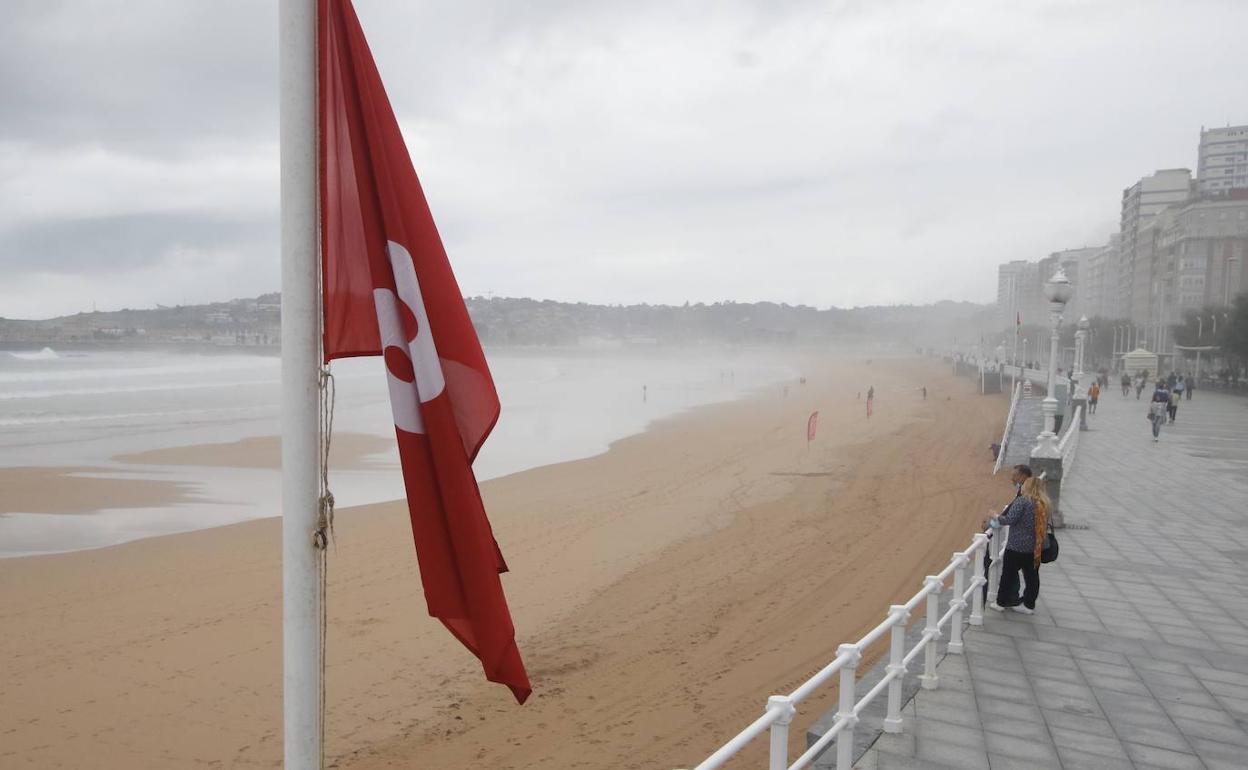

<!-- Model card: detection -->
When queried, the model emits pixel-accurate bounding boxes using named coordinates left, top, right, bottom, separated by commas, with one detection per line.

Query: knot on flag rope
left=315, top=366, right=337, bottom=551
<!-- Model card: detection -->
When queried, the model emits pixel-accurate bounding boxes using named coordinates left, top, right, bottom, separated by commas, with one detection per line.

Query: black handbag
left=1040, top=527, right=1059, bottom=564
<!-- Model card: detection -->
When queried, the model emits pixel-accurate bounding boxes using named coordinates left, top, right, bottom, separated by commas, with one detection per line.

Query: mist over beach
left=0, top=343, right=797, bottom=556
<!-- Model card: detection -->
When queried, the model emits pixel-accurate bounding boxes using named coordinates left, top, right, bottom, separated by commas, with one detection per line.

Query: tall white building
left=997, top=260, right=1038, bottom=327
left=1157, top=198, right=1248, bottom=311
left=1080, top=236, right=1119, bottom=319
left=1197, top=125, right=1248, bottom=196
left=1118, top=169, right=1192, bottom=319
left=997, top=245, right=1107, bottom=334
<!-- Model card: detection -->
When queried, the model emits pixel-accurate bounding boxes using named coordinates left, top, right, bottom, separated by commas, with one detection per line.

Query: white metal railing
left=992, top=381, right=1023, bottom=475
left=693, top=532, right=992, bottom=770
left=985, top=522, right=1010, bottom=619
left=1058, top=405, right=1082, bottom=466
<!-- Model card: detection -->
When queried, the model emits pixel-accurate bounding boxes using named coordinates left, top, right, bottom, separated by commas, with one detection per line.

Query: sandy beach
left=0, top=434, right=393, bottom=518
left=0, top=355, right=1006, bottom=769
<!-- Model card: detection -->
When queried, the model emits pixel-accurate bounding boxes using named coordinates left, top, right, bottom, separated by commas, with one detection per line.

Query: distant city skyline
left=3, top=1, right=1248, bottom=319
left=996, top=122, right=1248, bottom=358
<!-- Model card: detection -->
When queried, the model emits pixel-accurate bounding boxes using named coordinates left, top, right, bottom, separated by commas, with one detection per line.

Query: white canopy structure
left=1120, top=348, right=1159, bottom=376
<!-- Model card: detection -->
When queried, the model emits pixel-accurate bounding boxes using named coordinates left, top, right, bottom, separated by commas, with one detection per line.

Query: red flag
left=318, top=0, right=530, bottom=703
left=806, top=411, right=818, bottom=442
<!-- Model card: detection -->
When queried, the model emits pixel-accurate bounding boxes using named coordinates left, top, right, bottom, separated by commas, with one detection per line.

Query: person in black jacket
left=986, top=476, right=1050, bottom=614
left=981, top=464, right=1032, bottom=602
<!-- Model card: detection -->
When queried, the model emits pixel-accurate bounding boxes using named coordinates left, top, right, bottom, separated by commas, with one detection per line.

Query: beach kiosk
left=1120, top=347, right=1159, bottom=377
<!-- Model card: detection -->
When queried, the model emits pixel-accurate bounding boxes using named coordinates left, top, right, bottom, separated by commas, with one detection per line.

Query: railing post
left=766, top=695, right=796, bottom=770
left=883, top=605, right=910, bottom=734
left=835, top=644, right=861, bottom=770
left=969, top=533, right=988, bottom=626
left=919, top=576, right=942, bottom=690
left=987, top=527, right=1007, bottom=608
left=948, top=554, right=968, bottom=654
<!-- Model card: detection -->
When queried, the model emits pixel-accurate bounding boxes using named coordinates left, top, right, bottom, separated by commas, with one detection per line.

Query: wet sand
left=0, top=433, right=392, bottom=517
left=0, top=467, right=194, bottom=515
left=0, top=356, right=1006, bottom=769
left=114, top=432, right=395, bottom=470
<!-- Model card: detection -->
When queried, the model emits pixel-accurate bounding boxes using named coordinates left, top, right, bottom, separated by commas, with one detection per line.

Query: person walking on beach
left=985, top=475, right=1049, bottom=614
left=1148, top=382, right=1170, bottom=442
left=1088, top=381, right=1100, bottom=414
left=922, top=386, right=927, bottom=400
left=866, top=386, right=875, bottom=418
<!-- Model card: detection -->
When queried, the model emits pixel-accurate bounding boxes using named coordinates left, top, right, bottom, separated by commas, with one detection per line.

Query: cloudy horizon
left=2, top=0, right=1246, bottom=320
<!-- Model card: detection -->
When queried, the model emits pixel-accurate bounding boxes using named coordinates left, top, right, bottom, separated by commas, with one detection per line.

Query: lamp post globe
left=1044, top=267, right=1073, bottom=306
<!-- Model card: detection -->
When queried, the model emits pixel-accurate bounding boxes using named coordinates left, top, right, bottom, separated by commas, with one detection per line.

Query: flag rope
left=315, top=365, right=336, bottom=769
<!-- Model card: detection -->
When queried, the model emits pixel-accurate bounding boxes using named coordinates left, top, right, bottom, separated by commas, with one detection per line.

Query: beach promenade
left=855, top=389, right=1248, bottom=769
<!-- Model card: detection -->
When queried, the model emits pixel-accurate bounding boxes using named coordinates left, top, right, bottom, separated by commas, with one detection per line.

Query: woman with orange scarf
left=986, top=476, right=1050, bottom=614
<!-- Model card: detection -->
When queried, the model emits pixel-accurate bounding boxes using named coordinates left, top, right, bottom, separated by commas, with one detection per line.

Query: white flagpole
left=280, top=0, right=322, bottom=767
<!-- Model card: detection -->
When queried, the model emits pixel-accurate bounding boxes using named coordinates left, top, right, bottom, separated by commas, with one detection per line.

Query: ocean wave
left=0, top=404, right=272, bottom=427
left=0, top=357, right=279, bottom=384
left=0, top=378, right=281, bottom=401
left=6, top=347, right=60, bottom=361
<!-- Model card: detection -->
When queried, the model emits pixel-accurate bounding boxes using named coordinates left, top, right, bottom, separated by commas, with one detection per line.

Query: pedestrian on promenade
left=1135, top=374, right=1147, bottom=400
left=1173, top=376, right=1185, bottom=403
left=985, top=475, right=1048, bottom=614
left=1167, top=386, right=1179, bottom=423
left=1148, top=382, right=1170, bottom=442
left=1186, top=375, right=1195, bottom=400
left=1088, top=381, right=1100, bottom=414
left=1121, top=372, right=1131, bottom=397
left=981, top=464, right=1032, bottom=603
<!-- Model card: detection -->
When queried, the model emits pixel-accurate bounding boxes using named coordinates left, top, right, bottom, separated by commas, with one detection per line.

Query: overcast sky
left=2, top=0, right=1246, bottom=319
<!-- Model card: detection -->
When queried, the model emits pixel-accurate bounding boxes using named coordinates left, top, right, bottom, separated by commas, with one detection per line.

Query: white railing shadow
left=692, top=532, right=992, bottom=770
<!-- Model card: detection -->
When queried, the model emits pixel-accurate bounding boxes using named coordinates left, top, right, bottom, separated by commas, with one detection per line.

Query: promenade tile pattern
left=854, top=390, right=1248, bottom=770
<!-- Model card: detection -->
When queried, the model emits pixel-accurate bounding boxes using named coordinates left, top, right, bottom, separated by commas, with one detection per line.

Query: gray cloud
left=0, top=211, right=274, bottom=273
left=0, top=0, right=276, bottom=152
left=1, top=0, right=1247, bottom=319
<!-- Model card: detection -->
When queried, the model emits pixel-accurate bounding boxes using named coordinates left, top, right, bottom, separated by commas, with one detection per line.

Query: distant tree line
left=463, top=296, right=994, bottom=347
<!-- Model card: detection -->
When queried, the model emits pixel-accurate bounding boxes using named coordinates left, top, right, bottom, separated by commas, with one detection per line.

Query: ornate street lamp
left=1074, top=315, right=1089, bottom=394
left=1032, top=267, right=1072, bottom=459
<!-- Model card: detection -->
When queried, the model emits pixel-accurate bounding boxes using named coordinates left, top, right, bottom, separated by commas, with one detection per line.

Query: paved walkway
left=856, top=389, right=1248, bottom=770
left=1002, top=394, right=1043, bottom=468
